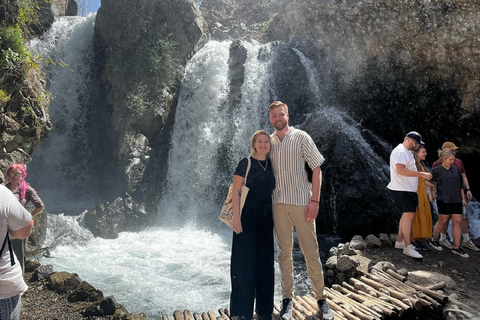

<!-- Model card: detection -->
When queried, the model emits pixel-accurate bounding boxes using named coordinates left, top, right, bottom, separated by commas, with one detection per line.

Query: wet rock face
left=93, top=0, right=208, bottom=228
left=266, top=0, right=480, bottom=164
left=0, top=70, right=52, bottom=182
left=84, top=194, right=148, bottom=239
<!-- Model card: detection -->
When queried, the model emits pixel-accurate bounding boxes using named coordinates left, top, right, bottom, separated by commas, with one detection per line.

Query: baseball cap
left=442, top=141, right=459, bottom=150
left=406, top=131, right=424, bottom=145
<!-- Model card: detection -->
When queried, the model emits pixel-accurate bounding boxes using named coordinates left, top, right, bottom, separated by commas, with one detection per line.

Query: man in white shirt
left=387, top=131, right=432, bottom=259
left=0, top=184, right=33, bottom=320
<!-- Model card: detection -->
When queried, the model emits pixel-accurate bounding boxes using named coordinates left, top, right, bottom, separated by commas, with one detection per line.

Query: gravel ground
left=21, top=272, right=86, bottom=320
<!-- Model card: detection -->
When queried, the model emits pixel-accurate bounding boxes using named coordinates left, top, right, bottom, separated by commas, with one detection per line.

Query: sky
left=78, top=0, right=102, bottom=15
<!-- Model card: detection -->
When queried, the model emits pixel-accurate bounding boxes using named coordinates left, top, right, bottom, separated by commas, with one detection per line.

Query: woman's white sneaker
left=403, top=244, right=423, bottom=259
left=395, top=240, right=405, bottom=249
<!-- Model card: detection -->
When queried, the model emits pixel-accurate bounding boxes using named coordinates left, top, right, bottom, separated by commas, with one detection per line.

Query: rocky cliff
left=263, top=0, right=480, bottom=152
left=87, top=0, right=208, bottom=237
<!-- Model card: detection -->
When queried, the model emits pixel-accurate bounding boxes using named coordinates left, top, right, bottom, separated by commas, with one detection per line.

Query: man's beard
left=274, top=120, right=287, bottom=131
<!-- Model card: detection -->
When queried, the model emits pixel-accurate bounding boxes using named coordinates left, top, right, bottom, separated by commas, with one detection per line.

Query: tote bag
left=218, top=157, right=251, bottom=227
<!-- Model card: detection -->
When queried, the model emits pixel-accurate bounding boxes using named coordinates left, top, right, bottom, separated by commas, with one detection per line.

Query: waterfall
left=28, top=14, right=109, bottom=213
left=159, top=41, right=274, bottom=225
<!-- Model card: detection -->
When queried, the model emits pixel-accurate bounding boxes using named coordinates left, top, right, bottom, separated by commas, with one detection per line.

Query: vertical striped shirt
left=270, top=127, right=325, bottom=206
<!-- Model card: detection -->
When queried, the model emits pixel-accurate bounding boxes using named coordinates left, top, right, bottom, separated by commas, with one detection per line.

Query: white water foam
left=45, top=214, right=233, bottom=318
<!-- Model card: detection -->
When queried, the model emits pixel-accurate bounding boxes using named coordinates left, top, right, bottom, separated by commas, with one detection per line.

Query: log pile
left=160, top=269, right=448, bottom=320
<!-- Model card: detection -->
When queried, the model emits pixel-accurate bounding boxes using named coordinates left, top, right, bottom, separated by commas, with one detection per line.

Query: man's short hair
left=268, top=101, right=288, bottom=114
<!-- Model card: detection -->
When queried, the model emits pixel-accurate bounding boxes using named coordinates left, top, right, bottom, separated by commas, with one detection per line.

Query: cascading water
left=28, top=14, right=111, bottom=213
left=158, top=41, right=273, bottom=226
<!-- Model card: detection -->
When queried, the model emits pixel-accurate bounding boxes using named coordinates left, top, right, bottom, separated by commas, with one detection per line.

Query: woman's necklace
left=257, top=158, right=268, bottom=171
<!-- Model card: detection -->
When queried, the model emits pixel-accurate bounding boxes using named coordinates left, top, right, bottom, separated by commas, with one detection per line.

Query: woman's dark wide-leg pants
left=230, top=208, right=274, bottom=318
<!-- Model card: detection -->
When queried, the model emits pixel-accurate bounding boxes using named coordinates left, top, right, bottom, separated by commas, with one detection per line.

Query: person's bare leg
left=396, top=215, right=405, bottom=242
left=433, top=215, right=449, bottom=240
left=400, top=212, right=415, bottom=246
left=451, top=215, right=462, bottom=247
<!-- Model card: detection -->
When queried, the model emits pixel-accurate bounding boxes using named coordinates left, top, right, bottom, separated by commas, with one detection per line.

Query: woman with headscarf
left=4, top=164, right=44, bottom=272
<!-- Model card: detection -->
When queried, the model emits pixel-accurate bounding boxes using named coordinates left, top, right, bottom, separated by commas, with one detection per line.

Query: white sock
left=463, top=233, right=470, bottom=242
left=439, top=233, right=447, bottom=241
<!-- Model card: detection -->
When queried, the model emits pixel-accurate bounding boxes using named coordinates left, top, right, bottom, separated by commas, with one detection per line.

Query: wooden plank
left=184, top=310, right=193, bottom=320
left=173, top=310, right=183, bottom=320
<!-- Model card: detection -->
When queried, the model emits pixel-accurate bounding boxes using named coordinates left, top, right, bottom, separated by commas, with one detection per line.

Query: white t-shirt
left=0, top=184, right=32, bottom=299
left=387, top=143, right=418, bottom=192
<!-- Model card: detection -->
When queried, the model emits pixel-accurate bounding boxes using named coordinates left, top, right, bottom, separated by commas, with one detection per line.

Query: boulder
left=68, top=281, right=104, bottom=302
left=379, top=233, right=392, bottom=246
left=336, top=255, right=359, bottom=272
left=340, top=243, right=358, bottom=256
left=370, top=261, right=396, bottom=274
left=408, top=270, right=456, bottom=289
left=365, top=234, right=382, bottom=248
left=30, top=264, right=54, bottom=282
left=82, top=296, right=118, bottom=317
left=84, top=193, right=148, bottom=239
left=350, top=236, right=367, bottom=251
left=48, top=271, right=81, bottom=293
left=325, top=256, right=337, bottom=269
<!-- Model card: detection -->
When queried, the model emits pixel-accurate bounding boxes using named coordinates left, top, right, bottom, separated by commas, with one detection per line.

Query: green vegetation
left=106, top=20, right=180, bottom=121
left=1, top=0, right=50, bottom=113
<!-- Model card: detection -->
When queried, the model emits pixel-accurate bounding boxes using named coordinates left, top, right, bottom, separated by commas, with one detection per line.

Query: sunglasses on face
left=9, top=172, right=22, bottom=178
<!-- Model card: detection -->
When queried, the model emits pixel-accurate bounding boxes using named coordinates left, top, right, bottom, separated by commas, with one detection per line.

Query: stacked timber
left=161, top=269, right=448, bottom=320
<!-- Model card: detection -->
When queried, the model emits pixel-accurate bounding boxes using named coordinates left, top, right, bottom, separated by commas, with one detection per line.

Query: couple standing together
left=229, top=101, right=334, bottom=320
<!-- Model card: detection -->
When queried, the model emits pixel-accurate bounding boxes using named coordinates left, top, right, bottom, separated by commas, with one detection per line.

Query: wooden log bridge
left=160, top=269, right=448, bottom=320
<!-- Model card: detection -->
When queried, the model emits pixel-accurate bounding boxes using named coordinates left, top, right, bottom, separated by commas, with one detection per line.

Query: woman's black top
left=234, top=157, right=275, bottom=213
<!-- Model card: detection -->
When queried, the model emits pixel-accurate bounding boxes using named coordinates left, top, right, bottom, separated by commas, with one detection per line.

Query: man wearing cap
left=432, top=142, right=479, bottom=252
left=387, top=131, right=433, bottom=259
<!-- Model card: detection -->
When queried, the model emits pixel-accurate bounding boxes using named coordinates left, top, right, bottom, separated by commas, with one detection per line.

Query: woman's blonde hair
left=438, top=148, right=454, bottom=160
left=250, top=130, right=271, bottom=157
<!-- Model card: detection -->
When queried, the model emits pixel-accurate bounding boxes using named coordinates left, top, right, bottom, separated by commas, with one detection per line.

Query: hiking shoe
left=317, top=299, right=334, bottom=320
left=462, top=240, right=480, bottom=252
left=429, top=239, right=443, bottom=251
left=403, top=244, right=423, bottom=259
left=412, top=241, right=423, bottom=251
left=280, top=298, right=293, bottom=320
left=394, top=240, right=405, bottom=249
left=452, top=247, right=469, bottom=258
left=419, top=241, right=430, bottom=251
left=439, top=239, right=453, bottom=249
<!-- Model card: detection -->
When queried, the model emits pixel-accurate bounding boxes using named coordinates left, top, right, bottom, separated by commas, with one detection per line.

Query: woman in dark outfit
left=230, top=130, right=276, bottom=320
left=431, top=149, right=468, bottom=258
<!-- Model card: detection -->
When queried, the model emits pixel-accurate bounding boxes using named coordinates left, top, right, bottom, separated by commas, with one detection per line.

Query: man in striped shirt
left=268, top=101, right=333, bottom=320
